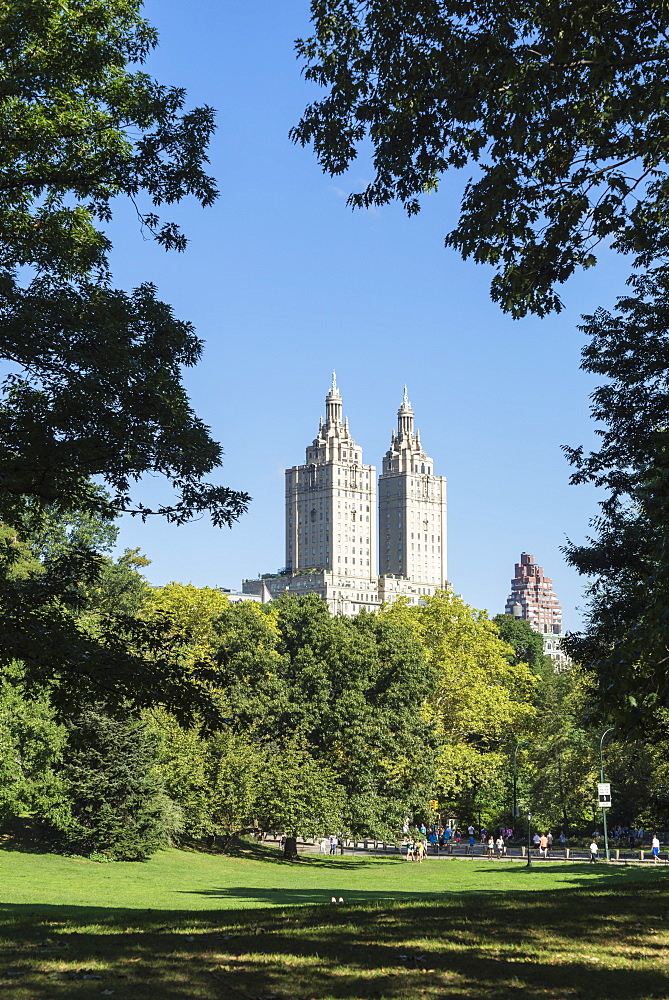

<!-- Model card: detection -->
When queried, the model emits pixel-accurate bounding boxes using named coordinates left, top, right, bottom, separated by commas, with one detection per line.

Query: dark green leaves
left=293, top=0, right=669, bottom=315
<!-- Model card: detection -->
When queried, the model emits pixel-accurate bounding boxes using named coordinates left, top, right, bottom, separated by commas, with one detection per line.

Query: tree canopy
left=0, top=0, right=249, bottom=526
left=293, top=0, right=669, bottom=316
left=293, top=0, right=669, bottom=730
left=562, top=269, right=669, bottom=728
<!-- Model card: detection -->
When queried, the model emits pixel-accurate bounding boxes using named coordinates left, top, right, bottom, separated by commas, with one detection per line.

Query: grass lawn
left=1, top=843, right=668, bottom=999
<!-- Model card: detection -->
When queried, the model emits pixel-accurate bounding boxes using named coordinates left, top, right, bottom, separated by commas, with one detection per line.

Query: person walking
left=539, top=833, right=548, bottom=859
left=329, top=833, right=338, bottom=855
left=466, top=831, right=475, bottom=855
left=589, top=840, right=599, bottom=863
left=496, top=834, right=505, bottom=858
left=443, top=826, right=452, bottom=854
left=652, top=834, right=660, bottom=862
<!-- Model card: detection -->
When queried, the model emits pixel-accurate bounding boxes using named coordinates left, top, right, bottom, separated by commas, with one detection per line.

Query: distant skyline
left=105, top=0, right=633, bottom=630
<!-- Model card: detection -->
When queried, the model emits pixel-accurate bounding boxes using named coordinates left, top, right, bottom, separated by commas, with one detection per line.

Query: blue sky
left=108, top=0, right=631, bottom=629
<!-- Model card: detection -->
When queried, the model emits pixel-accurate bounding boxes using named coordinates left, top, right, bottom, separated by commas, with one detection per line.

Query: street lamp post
left=513, top=740, right=528, bottom=835
left=600, top=728, right=614, bottom=861
left=526, top=812, right=532, bottom=867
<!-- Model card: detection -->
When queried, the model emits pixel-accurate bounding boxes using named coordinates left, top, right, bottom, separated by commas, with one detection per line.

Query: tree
left=0, top=1, right=250, bottom=715
left=493, top=614, right=548, bottom=673
left=381, top=593, right=537, bottom=825
left=44, top=708, right=180, bottom=860
left=254, top=740, right=346, bottom=842
left=0, top=662, right=69, bottom=831
left=292, top=1, right=669, bottom=733
left=293, top=0, right=669, bottom=317
left=562, top=268, right=669, bottom=728
left=0, top=1, right=249, bottom=525
left=527, top=666, right=599, bottom=834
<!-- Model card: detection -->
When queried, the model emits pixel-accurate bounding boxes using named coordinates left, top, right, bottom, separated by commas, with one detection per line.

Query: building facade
left=378, top=387, right=447, bottom=589
left=242, top=376, right=448, bottom=615
left=504, top=552, right=570, bottom=668
left=505, top=552, right=562, bottom=633
left=284, top=373, right=377, bottom=586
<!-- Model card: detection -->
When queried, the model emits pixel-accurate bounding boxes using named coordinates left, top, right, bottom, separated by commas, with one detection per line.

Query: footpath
left=260, top=836, right=669, bottom=866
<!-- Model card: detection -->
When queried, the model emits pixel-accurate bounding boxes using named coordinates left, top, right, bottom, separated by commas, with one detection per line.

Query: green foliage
left=562, top=268, right=669, bottom=729
left=149, top=594, right=438, bottom=840
left=293, top=0, right=669, bottom=317
left=46, top=708, right=179, bottom=860
left=0, top=501, right=224, bottom=725
left=0, top=1, right=251, bottom=719
left=0, top=664, right=68, bottom=827
left=493, top=614, right=549, bottom=673
left=526, top=667, right=599, bottom=833
left=0, top=0, right=250, bottom=527
left=254, top=740, right=346, bottom=837
left=379, top=592, right=537, bottom=825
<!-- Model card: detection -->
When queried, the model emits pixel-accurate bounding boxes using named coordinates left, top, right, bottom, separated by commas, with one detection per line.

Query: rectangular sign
left=598, top=782, right=612, bottom=808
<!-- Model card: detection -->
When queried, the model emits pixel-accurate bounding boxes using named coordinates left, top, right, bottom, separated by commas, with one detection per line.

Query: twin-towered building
left=243, top=375, right=448, bottom=615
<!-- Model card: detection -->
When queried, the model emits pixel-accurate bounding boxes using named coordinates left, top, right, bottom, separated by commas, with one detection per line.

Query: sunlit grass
left=0, top=845, right=668, bottom=998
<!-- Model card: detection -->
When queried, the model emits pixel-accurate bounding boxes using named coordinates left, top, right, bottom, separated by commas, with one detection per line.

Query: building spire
left=325, top=371, right=343, bottom=428
left=397, top=384, right=414, bottom=439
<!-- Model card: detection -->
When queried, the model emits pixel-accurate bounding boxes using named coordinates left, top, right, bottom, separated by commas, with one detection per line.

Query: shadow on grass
left=216, top=839, right=405, bottom=870
left=481, top=860, right=669, bottom=888
left=1, top=885, right=669, bottom=1000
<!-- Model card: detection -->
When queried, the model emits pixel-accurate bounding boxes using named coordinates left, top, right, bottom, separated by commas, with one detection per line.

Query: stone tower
left=377, top=387, right=447, bottom=589
left=285, top=373, right=377, bottom=586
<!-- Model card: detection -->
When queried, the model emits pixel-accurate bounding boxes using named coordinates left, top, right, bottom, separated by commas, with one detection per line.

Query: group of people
left=404, top=836, right=428, bottom=861
left=531, top=831, right=561, bottom=856
left=318, top=834, right=341, bottom=855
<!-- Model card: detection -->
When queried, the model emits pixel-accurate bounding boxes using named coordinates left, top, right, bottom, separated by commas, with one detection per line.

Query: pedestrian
left=406, top=838, right=415, bottom=861
left=559, top=831, right=566, bottom=849
left=589, top=839, right=599, bottom=863
left=496, top=834, right=505, bottom=858
left=467, top=831, right=475, bottom=855
left=329, top=833, right=337, bottom=855
left=547, top=831, right=553, bottom=855
left=652, top=834, right=660, bottom=862
left=417, top=839, right=426, bottom=863
left=443, top=826, right=452, bottom=853
left=487, top=835, right=495, bottom=858
left=532, top=832, right=541, bottom=856
left=539, top=833, right=548, bottom=859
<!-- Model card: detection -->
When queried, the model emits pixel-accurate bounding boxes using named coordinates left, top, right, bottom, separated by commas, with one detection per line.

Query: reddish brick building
left=504, top=552, right=562, bottom=634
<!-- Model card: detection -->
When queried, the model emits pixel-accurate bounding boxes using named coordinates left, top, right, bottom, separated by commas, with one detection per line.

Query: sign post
left=599, top=728, right=614, bottom=861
